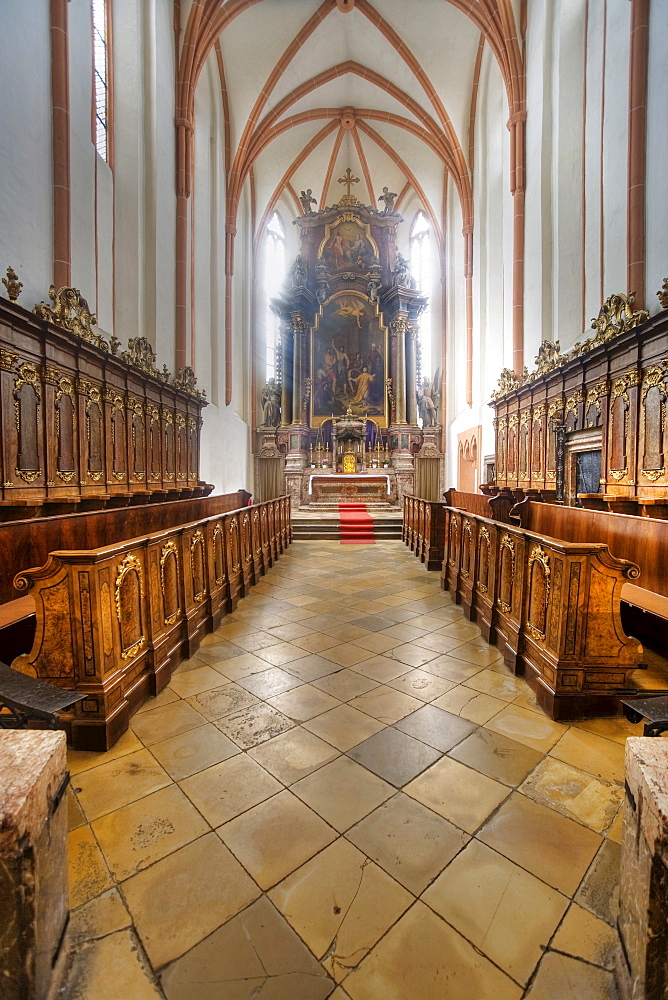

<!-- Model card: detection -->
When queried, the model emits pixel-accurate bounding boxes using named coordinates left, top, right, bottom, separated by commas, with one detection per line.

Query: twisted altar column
left=406, top=326, right=418, bottom=424
left=392, top=317, right=409, bottom=424
left=291, top=318, right=306, bottom=423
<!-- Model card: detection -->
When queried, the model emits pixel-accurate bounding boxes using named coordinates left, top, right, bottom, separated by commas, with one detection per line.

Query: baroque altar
left=255, top=171, right=441, bottom=508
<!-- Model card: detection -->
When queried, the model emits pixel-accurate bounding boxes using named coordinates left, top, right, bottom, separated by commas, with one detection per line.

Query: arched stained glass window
left=409, top=211, right=432, bottom=378
left=92, top=0, right=110, bottom=161
left=264, top=212, right=286, bottom=380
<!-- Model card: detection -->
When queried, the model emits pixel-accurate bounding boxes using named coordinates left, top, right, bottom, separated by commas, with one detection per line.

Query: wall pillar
left=627, top=0, right=649, bottom=309
left=50, top=0, right=71, bottom=289
left=392, top=316, right=408, bottom=423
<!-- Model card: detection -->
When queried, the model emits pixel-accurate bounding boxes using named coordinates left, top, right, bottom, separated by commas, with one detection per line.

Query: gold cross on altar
left=338, top=167, right=360, bottom=197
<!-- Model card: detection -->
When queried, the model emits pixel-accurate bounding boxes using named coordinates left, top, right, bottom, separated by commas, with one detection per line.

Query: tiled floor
left=63, top=539, right=643, bottom=999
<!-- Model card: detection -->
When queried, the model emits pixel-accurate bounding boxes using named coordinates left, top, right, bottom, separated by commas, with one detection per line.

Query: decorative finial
left=337, top=167, right=361, bottom=207
left=2, top=267, right=22, bottom=301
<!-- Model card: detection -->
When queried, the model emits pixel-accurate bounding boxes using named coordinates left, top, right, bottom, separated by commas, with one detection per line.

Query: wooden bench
left=441, top=504, right=643, bottom=720
left=402, top=496, right=446, bottom=570
left=0, top=659, right=85, bottom=728
left=9, top=496, right=291, bottom=751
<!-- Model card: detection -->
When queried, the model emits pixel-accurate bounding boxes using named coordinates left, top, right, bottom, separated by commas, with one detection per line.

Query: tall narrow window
left=264, top=213, right=286, bottom=380
left=92, top=0, right=109, bottom=160
left=410, top=211, right=432, bottom=376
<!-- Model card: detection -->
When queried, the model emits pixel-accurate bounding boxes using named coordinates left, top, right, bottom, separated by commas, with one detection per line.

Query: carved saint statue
left=261, top=378, right=281, bottom=427
left=299, top=189, right=317, bottom=214
left=393, top=251, right=415, bottom=288
left=287, top=254, right=307, bottom=289
left=378, top=186, right=397, bottom=214
left=417, top=379, right=437, bottom=427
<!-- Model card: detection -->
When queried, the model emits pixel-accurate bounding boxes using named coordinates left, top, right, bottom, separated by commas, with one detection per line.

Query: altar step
left=292, top=513, right=402, bottom=541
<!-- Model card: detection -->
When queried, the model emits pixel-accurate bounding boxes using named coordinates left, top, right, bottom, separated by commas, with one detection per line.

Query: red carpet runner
left=338, top=503, right=375, bottom=544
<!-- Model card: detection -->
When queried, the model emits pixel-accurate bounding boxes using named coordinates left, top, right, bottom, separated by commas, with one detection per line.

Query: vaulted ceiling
left=177, top=0, right=525, bottom=250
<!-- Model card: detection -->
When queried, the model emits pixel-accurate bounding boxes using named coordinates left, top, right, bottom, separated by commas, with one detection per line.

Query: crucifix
left=338, top=167, right=360, bottom=197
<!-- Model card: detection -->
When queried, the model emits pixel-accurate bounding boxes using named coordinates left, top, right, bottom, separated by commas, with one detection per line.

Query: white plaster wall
left=646, top=0, right=668, bottom=316
left=0, top=4, right=53, bottom=306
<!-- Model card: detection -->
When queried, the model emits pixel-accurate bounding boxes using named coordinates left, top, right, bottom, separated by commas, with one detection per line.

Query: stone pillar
left=406, top=326, right=418, bottom=425
left=280, top=328, right=292, bottom=426
left=391, top=316, right=408, bottom=424
left=616, top=737, right=668, bottom=1000
left=0, top=731, right=69, bottom=1000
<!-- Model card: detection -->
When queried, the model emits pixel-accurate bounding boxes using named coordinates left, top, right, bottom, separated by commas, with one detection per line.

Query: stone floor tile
left=404, top=613, right=450, bottom=631
left=423, top=839, right=568, bottom=985
left=312, top=668, right=379, bottom=701
left=268, top=683, right=341, bottom=721
left=348, top=727, right=441, bottom=786
left=193, top=642, right=244, bottom=664
left=575, top=839, right=621, bottom=926
left=378, top=623, right=429, bottom=642
left=303, top=703, right=386, bottom=751
left=69, top=887, right=131, bottom=944
left=160, top=896, right=335, bottom=1000
left=236, top=665, right=304, bottom=698
left=353, top=655, right=410, bottom=683
left=269, top=837, right=413, bottom=981
left=388, top=644, right=440, bottom=669
left=215, top=701, right=295, bottom=748
left=436, top=620, right=481, bottom=641
left=388, top=667, right=455, bottom=700
left=348, top=614, right=397, bottom=632
left=464, top=668, right=528, bottom=702
left=405, top=756, right=510, bottom=834
left=394, top=704, right=477, bottom=752
left=231, top=631, right=285, bottom=652
left=353, top=633, right=402, bottom=654
left=248, top=726, right=340, bottom=784
left=412, top=631, right=471, bottom=655
left=290, top=631, right=344, bottom=652
left=552, top=902, right=617, bottom=969
left=267, top=622, right=316, bottom=641
left=321, top=624, right=373, bottom=641
left=478, top=792, right=602, bottom=895
left=68, top=785, right=86, bottom=830
left=291, top=756, right=395, bottom=832
left=520, top=758, right=624, bottom=833
left=134, top=687, right=180, bottom=716
left=432, top=685, right=506, bottom=724
left=68, top=825, right=113, bottom=908
left=573, top=714, right=644, bottom=744
left=215, top=651, right=280, bottom=680
left=64, top=928, right=163, bottom=1000
left=607, top=806, right=624, bottom=844
left=282, top=653, right=345, bottom=682
left=421, top=654, right=483, bottom=682
left=73, top=748, right=171, bottom=821
left=348, top=685, right=425, bottom=725
left=68, top=729, right=143, bottom=777
left=343, top=901, right=522, bottom=1000
left=148, top=722, right=240, bottom=779
left=449, top=640, right=506, bottom=666
left=179, top=754, right=282, bottom=827
left=92, top=784, right=209, bottom=880
left=167, top=664, right=228, bottom=698
left=346, top=793, right=468, bottom=894
left=123, top=832, right=260, bottom=969
left=321, top=643, right=375, bottom=667
left=218, top=789, right=337, bottom=889
left=523, top=951, right=618, bottom=999
left=484, top=704, right=567, bottom=753
left=130, top=701, right=207, bottom=746
left=216, top=621, right=256, bottom=639
left=549, top=728, right=626, bottom=784
left=185, top=682, right=260, bottom=722
left=448, top=727, right=543, bottom=786
left=257, top=642, right=312, bottom=666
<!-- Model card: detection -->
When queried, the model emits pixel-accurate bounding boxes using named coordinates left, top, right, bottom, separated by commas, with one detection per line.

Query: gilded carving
left=121, top=337, right=170, bottom=381
left=229, top=518, right=241, bottom=573
left=571, top=292, right=649, bottom=357
left=565, top=390, right=584, bottom=418
left=100, top=581, right=113, bottom=658
left=525, top=341, right=567, bottom=381
left=547, top=396, right=565, bottom=421
left=2, top=266, right=22, bottom=301
left=476, top=527, right=490, bottom=594
left=213, top=524, right=226, bottom=586
left=173, top=365, right=206, bottom=400
left=114, top=553, right=145, bottom=660
left=526, top=545, right=550, bottom=640
left=33, top=285, right=109, bottom=351
left=14, top=361, right=42, bottom=483
left=491, top=368, right=522, bottom=399
left=0, top=349, right=19, bottom=371
left=390, top=317, right=410, bottom=337
left=242, top=512, right=253, bottom=565
left=461, top=519, right=473, bottom=578
left=497, top=533, right=515, bottom=613
left=160, top=540, right=181, bottom=625
left=190, top=529, right=207, bottom=603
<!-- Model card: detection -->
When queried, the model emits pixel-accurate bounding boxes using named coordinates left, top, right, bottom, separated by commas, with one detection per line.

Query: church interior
left=1, top=1, right=668, bottom=998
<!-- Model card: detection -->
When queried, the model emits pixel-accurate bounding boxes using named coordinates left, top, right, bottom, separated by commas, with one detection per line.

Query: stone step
left=292, top=514, right=402, bottom=540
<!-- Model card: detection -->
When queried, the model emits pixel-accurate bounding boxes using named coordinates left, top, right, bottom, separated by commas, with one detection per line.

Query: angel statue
left=417, top=378, right=437, bottom=427
left=393, top=252, right=415, bottom=288
left=299, top=189, right=317, bottom=214
left=378, top=186, right=397, bottom=214
left=261, top=378, right=281, bottom=427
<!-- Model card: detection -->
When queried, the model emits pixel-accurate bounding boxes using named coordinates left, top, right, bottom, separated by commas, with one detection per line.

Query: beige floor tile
left=436, top=620, right=481, bottom=640
left=484, top=704, right=567, bottom=752
left=551, top=902, right=617, bottom=969
left=130, top=701, right=207, bottom=746
left=388, top=668, right=456, bottom=701
left=322, top=624, right=374, bottom=641
left=378, top=624, right=429, bottom=642
left=68, top=825, right=113, bottom=908
left=179, top=754, right=282, bottom=827
left=313, top=669, right=379, bottom=701
left=511, top=684, right=546, bottom=714
left=267, top=622, right=316, bottom=640
left=215, top=702, right=295, bottom=749
left=215, top=621, right=256, bottom=639
left=69, top=887, right=131, bottom=944
left=134, top=687, right=180, bottom=716
left=389, top=644, right=439, bottom=668
left=549, top=728, right=626, bottom=783
left=353, top=633, right=402, bottom=654
left=478, top=792, right=602, bottom=895
left=344, top=901, right=522, bottom=1000
left=303, top=703, right=386, bottom=751
left=168, top=664, right=228, bottom=698
left=123, top=832, right=260, bottom=969
left=346, top=793, right=468, bottom=894
left=236, top=665, right=304, bottom=698
left=607, top=806, right=624, bottom=844
left=520, top=758, right=624, bottom=833
left=405, top=614, right=450, bottom=631
left=231, top=631, right=284, bottom=652
left=575, top=839, right=621, bottom=926
left=148, top=723, right=239, bottom=780
left=214, top=651, right=276, bottom=680
left=73, top=749, right=171, bottom=821
left=524, top=951, right=617, bottom=999
left=348, top=685, right=423, bottom=724
left=421, top=654, right=483, bottom=682
left=448, top=727, right=543, bottom=787
left=269, top=683, right=341, bottom=721
left=270, top=837, right=413, bottom=981
left=423, top=839, right=568, bottom=986
left=405, top=757, right=510, bottom=834
left=321, top=644, right=374, bottom=667
left=290, top=631, right=344, bottom=652
left=218, top=789, right=337, bottom=889
left=449, top=641, right=505, bottom=667
left=159, top=895, right=334, bottom=1000
left=92, top=785, right=209, bottom=880
left=64, top=929, right=163, bottom=1000
left=68, top=786, right=86, bottom=830
left=248, top=726, right=340, bottom=784
left=411, top=632, right=467, bottom=654
left=185, top=682, right=260, bottom=722
left=257, top=642, right=311, bottom=666
left=194, top=642, right=245, bottom=664
left=573, top=714, right=644, bottom=744
left=291, top=756, right=395, bottom=832
left=68, top=729, right=143, bottom=777
left=353, top=655, right=409, bottom=683
left=464, top=668, right=527, bottom=703
left=432, top=686, right=506, bottom=725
